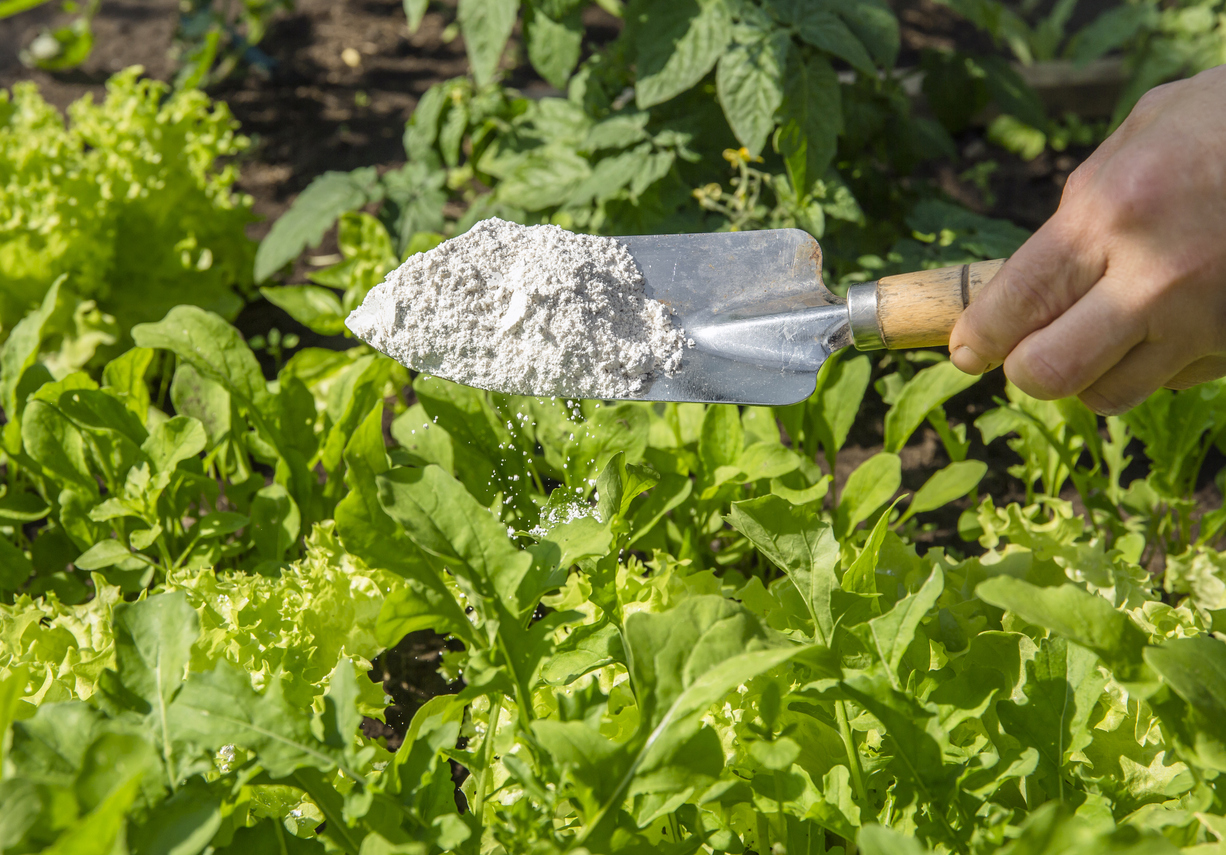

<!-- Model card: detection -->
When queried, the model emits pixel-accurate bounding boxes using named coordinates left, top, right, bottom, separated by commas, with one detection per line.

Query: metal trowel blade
left=617, top=229, right=850, bottom=406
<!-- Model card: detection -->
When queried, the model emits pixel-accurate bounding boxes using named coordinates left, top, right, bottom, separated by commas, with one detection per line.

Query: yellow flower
left=723, top=146, right=763, bottom=165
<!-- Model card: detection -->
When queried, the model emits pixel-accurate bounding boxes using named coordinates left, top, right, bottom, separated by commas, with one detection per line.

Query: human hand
left=948, top=64, right=1226, bottom=414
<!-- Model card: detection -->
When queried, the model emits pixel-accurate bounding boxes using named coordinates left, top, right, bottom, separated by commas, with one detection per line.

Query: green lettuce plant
left=0, top=68, right=255, bottom=354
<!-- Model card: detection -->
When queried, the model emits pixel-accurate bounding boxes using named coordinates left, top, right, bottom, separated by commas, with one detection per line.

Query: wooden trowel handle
left=846, top=258, right=1006, bottom=350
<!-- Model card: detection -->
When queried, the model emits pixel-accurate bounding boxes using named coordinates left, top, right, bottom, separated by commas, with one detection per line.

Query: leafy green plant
left=260, top=0, right=986, bottom=287
left=173, top=0, right=294, bottom=89
left=0, top=69, right=255, bottom=357
left=9, top=335, right=1226, bottom=851
left=0, top=292, right=409, bottom=600
left=4, top=0, right=99, bottom=72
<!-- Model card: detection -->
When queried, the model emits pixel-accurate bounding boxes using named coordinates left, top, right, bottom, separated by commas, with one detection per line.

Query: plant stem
left=472, top=693, right=503, bottom=825
left=667, top=812, right=682, bottom=844
left=756, top=811, right=771, bottom=855
left=835, top=699, right=870, bottom=810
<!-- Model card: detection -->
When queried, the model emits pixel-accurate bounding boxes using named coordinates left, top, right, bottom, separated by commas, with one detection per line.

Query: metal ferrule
left=846, top=281, right=885, bottom=351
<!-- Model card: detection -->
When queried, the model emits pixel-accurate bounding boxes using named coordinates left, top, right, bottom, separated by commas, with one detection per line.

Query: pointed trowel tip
left=345, top=289, right=380, bottom=343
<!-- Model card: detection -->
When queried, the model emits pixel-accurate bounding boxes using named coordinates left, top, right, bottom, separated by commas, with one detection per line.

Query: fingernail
left=951, top=345, right=990, bottom=375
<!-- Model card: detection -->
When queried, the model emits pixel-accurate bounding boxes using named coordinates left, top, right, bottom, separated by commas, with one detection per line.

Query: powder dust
left=345, top=218, right=686, bottom=399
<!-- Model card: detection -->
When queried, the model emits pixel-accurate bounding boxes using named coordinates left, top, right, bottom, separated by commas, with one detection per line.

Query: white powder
left=345, top=218, right=686, bottom=398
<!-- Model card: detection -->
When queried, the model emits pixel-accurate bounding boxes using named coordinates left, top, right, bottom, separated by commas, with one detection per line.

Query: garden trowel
left=352, top=228, right=1005, bottom=406
left=611, top=229, right=1005, bottom=406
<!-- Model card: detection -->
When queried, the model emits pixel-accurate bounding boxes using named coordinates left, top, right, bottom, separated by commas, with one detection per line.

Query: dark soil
left=4, top=0, right=1195, bottom=745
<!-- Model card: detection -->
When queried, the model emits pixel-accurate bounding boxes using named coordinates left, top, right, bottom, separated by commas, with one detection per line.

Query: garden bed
left=5, top=1, right=1226, bottom=852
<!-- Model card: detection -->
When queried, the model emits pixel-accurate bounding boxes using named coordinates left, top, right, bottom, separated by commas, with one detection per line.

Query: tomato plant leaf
left=458, top=0, right=519, bottom=86
left=776, top=51, right=841, bottom=197
left=716, top=30, right=789, bottom=157
left=525, top=0, right=584, bottom=89
left=634, top=0, right=732, bottom=109
left=254, top=169, right=382, bottom=282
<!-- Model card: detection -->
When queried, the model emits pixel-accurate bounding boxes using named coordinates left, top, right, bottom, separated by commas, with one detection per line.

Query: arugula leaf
left=883, top=360, right=978, bottom=453
left=729, top=495, right=839, bottom=644
left=976, top=577, right=1150, bottom=681
left=996, top=635, right=1105, bottom=796
left=868, top=566, right=943, bottom=684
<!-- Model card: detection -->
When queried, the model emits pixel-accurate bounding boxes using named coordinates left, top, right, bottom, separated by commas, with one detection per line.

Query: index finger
left=948, top=210, right=1106, bottom=374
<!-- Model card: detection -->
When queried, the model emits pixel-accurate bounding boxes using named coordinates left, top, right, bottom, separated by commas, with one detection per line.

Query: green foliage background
left=3, top=0, right=1226, bottom=853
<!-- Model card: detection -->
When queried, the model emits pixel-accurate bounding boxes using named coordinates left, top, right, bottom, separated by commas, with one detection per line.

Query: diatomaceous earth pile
left=345, top=218, right=687, bottom=398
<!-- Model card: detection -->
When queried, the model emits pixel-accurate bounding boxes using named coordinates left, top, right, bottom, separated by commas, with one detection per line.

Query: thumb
left=948, top=212, right=1105, bottom=374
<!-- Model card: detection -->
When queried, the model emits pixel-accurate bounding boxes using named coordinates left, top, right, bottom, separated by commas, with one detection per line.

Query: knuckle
left=1132, top=81, right=1177, bottom=116
left=1079, top=386, right=1136, bottom=416
left=1011, top=350, right=1079, bottom=400
left=1102, top=150, right=1169, bottom=226
left=1002, top=264, right=1063, bottom=327
left=1061, top=162, right=1094, bottom=199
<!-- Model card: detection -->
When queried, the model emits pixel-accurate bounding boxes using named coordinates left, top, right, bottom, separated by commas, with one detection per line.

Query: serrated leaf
left=526, top=0, right=584, bottom=89
left=997, top=636, right=1105, bottom=791
left=255, top=169, right=381, bottom=282
left=458, top=0, right=519, bottom=86
left=728, top=495, right=839, bottom=645
left=770, top=0, right=875, bottom=76
left=828, top=0, right=898, bottom=69
left=635, top=0, right=732, bottom=108
left=776, top=51, right=841, bottom=197
left=716, top=30, right=789, bottom=156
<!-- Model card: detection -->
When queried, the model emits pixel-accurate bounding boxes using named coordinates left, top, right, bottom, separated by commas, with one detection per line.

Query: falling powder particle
left=345, top=218, right=686, bottom=398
